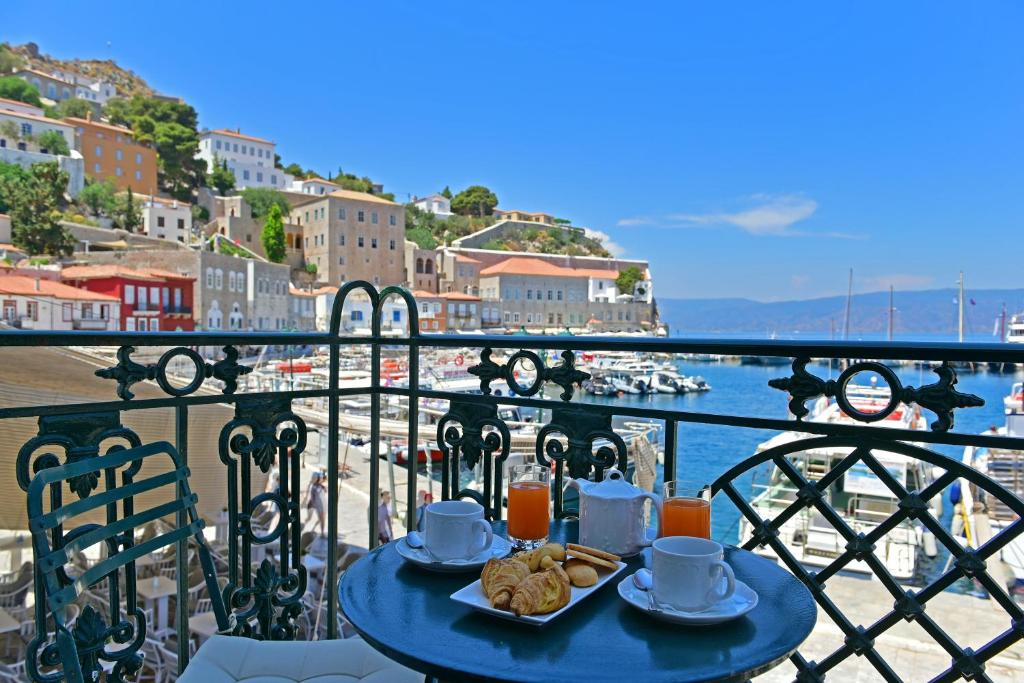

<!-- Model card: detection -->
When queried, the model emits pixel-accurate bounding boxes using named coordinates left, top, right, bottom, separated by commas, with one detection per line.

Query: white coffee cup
left=652, top=536, right=735, bottom=612
left=423, top=500, right=494, bottom=561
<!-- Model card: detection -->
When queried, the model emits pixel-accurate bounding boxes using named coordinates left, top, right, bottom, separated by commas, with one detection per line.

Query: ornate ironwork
left=467, top=347, right=590, bottom=401
left=436, top=400, right=511, bottom=519
left=769, top=358, right=983, bottom=431
left=218, top=396, right=307, bottom=640
left=97, top=345, right=251, bottom=400
left=16, top=412, right=141, bottom=500
left=94, top=346, right=155, bottom=401
left=712, top=435, right=1024, bottom=682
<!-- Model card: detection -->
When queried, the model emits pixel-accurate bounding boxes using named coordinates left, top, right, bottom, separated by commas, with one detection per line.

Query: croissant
left=481, top=558, right=530, bottom=610
left=509, top=563, right=571, bottom=616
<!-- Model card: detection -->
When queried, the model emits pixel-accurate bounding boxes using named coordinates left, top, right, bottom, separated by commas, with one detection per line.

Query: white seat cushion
left=179, top=635, right=422, bottom=682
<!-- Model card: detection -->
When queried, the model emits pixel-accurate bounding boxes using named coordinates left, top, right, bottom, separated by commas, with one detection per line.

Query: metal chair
left=24, top=441, right=230, bottom=683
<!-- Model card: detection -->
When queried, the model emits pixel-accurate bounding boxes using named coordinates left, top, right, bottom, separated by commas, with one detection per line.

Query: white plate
left=617, top=572, right=759, bottom=625
left=396, top=535, right=512, bottom=573
left=450, top=560, right=627, bottom=625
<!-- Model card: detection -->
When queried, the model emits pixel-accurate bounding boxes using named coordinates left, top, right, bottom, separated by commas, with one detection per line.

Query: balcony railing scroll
left=1, top=281, right=1024, bottom=681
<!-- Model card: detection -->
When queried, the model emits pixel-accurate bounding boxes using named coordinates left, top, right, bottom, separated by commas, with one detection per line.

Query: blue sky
left=3, top=2, right=1021, bottom=301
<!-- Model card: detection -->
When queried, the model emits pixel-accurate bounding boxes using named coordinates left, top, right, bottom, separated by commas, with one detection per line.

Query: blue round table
left=340, top=520, right=816, bottom=682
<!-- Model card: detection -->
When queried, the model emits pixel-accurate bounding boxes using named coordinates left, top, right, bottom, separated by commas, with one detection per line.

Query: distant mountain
left=657, top=288, right=1024, bottom=337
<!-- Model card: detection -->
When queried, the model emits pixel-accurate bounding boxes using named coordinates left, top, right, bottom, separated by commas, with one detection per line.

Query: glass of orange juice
left=661, top=479, right=711, bottom=539
left=508, top=464, right=550, bottom=550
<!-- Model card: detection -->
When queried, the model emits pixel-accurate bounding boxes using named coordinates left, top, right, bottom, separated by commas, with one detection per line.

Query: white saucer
left=395, top=535, right=512, bottom=573
left=617, top=572, right=759, bottom=625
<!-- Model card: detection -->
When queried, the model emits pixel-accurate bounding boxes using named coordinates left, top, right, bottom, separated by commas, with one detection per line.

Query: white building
left=0, top=275, right=120, bottom=331
left=292, top=177, right=341, bottom=196
left=139, top=195, right=192, bottom=243
left=0, top=107, right=75, bottom=153
left=74, top=80, right=118, bottom=105
left=413, top=193, right=453, bottom=219
left=0, top=97, right=43, bottom=117
left=0, top=106, right=84, bottom=197
left=197, top=129, right=292, bottom=190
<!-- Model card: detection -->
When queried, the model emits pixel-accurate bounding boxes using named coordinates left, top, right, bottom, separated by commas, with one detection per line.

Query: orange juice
left=508, top=481, right=549, bottom=540
left=662, top=497, right=710, bottom=538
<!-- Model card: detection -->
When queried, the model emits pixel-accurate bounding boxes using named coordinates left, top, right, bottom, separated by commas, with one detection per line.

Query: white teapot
left=565, top=468, right=661, bottom=557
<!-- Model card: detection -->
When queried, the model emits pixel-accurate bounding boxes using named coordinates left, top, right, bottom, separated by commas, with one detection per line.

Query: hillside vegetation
left=480, top=225, right=610, bottom=258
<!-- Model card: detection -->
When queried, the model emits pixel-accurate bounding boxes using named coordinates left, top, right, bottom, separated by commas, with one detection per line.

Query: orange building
left=64, top=116, right=158, bottom=192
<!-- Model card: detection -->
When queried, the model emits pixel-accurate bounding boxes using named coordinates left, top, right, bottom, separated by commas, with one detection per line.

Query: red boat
left=276, top=360, right=313, bottom=373
left=394, top=444, right=444, bottom=464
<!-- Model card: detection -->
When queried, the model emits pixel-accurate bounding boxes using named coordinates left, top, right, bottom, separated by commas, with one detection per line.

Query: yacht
left=1007, top=314, right=1024, bottom=344
left=741, top=385, right=932, bottom=582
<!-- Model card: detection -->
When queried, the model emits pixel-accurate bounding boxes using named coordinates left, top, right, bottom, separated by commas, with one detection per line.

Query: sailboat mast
left=888, top=285, right=894, bottom=342
left=958, top=271, right=965, bottom=343
left=843, top=268, right=853, bottom=341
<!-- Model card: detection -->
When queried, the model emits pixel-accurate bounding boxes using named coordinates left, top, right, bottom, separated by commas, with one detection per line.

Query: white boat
left=1004, top=382, right=1024, bottom=415
left=1007, top=313, right=1024, bottom=344
left=957, top=416, right=1024, bottom=589
left=741, top=385, right=931, bottom=582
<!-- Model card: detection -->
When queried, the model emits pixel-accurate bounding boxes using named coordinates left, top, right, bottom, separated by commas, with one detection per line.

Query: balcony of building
left=0, top=283, right=1021, bottom=682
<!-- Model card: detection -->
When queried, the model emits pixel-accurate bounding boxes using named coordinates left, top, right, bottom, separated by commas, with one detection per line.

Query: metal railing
left=3, top=281, right=1024, bottom=682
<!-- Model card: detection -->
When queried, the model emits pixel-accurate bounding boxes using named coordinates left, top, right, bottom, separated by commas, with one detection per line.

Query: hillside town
left=0, top=43, right=660, bottom=337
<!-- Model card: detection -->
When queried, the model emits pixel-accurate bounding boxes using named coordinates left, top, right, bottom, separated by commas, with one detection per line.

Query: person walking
left=377, top=489, right=394, bottom=545
left=304, top=472, right=327, bottom=535
left=415, top=491, right=433, bottom=532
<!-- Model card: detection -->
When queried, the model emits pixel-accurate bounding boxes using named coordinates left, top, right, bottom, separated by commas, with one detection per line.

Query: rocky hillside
left=7, top=42, right=155, bottom=98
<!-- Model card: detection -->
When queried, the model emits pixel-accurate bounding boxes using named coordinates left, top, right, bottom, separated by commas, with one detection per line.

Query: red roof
left=61, top=265, right=167, bottom=282
left=479, top=256, right=618, bottom=280
left=456, top=255, right=482, bottom=264
left=0, top=275, right=119, bottom=301
left=139, top=268, right=193, bottom=281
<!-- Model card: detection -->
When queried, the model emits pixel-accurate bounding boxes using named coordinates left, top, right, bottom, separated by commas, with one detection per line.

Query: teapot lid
left=587, top=468, right=642, bottom=499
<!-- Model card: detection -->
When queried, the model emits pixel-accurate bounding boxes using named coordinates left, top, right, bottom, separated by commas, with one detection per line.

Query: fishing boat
left=741, top=384, right=933, bottom=582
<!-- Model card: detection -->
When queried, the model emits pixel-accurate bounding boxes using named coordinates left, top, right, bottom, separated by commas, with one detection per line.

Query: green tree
left=282, top=163, right=304, bottom=177
left=451, top=185, right=498, bottom=217
left=111, top=188, right=142, bottom=233
left=616, top=266, right=644, bottom=296
left=1, top=162, right=74, bottom=256
left=47, top=98, right=93, bottom=119
left=440, top=185, right=452, bottom=199
left=207, top=158, right=235, bottom=196
left=153, top=122, right=203, bottom=200
left=0, top=45, right=23, bottom=74
left=0, top=161, right=29, bottom=213
left=36, top=130, right=69, bottom=156
left=241, top=187, right=290, bottom=219
left=261, top=203, right=287, bottom=263
left=102, top=96, right=203, bottom=200
left=0, top=76, right=41, bottom=107
left=77, top=179, right=117, bottom=218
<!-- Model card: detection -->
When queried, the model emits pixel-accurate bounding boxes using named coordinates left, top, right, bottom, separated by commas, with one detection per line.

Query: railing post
left=664, top=418, right=677, bottom=487
left=326, top=339, right=340, bottom=639
left=175, top=404, right=189, bottom=673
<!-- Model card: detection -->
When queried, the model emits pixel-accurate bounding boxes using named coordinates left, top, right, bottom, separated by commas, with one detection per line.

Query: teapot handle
left=639, top=491, right=662, bottom=547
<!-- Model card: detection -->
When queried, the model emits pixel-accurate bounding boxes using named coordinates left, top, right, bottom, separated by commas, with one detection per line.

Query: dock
left=755, top=573, right=1024, bottom=681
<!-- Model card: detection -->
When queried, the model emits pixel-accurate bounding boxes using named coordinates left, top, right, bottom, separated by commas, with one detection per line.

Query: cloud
left=585, top=228, right=625, bottom=257
left=861, top=274, right=935, bottom=291
left=617, top=194, right=862, bottom=239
